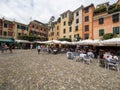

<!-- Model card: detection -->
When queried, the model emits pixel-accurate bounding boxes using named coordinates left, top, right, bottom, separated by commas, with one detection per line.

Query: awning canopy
left=15, top=39, right=32, bottom=43
left=0, top=38, right=14, bottom=43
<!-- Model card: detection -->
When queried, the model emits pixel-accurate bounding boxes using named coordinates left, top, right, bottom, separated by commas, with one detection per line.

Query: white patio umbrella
left=60, top=41, right=71, bottom=45
left=52, top=40, right=61, bottom=44
left=93, top=39, right=102, bottom=46
left=78, top=39, right=94, bottom=45
left=15, top=39, right=31, bottom=43
left=71, top=41, right=78, bottom=45
left=43, top=40, right=53, bottom=44
left=102, top=38, right=120, bottom=46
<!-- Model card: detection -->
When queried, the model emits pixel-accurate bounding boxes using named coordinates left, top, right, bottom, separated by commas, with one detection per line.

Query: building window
left=113, top=27, right=119, bottom=34
left=4, top=23, right=7, bottom=28
left=76, top=19, right=79, bottom=24
left=69, top=27, right=72, bottom=32
left=57, top=32, right=59, bottom=35
left=84, top=7, right=89, bottom=13
left=99, top=18, right=104, bottom=24
left=99, top=29, right=104, bottom=36
left=68, top=21, right=72, bottom=26
left=3, top=31, right=7, bottom=36
left=26, top=27, right=28, bottom=30
left=62, top=13, right=67, bottom=19
left=76, top=12, right=79, bottom=16
left=36, top=26, right=38, bottom=29
left=17, top=24, right=21, bottom=29
left=8, top=31, right=13, bottom=36
left=84, top=34, right=89, bottom=39
left=63, top=36, right=66, bottom=38
left=75, top=26, right=78, bottom=31
left=63, top=21, right=66, bottom=26
left=62, top=15, right=64, bottom=19
left=74, top=34, right=79, bottom=38
left=63, top=29, right=66, bottom=34
left=69, top=35, right=71, bottom=39
left=32, top=25, right=34, bottom=28
left=112, top=14, right=119, bottom=23
left=18, top=33, right=21, bottom=36
left=85, top=16, right=89, bottom=22
left=85, top=25, right=89, bottom=31
left=57, top=26, right=59, bottom=30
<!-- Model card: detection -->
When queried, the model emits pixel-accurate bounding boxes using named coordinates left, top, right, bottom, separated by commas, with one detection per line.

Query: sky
left=0, top=0, right=117, bottom=24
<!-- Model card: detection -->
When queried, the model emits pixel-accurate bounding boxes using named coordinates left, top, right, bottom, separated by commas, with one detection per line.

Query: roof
left=33, top=20, right=44, bottom=25
left=73, top=5, right=84, bottom=13
left=83, top=4, right=94, bottom=9
left=60, top=10, right=72, bottom=16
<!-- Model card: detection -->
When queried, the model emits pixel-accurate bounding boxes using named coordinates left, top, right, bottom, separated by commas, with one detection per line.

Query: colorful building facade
left=0, top=19, right=48, bottom=41
left=29, top=20, right=48, bottom=41
left=60, top=10, right=73, bottom=39
left=93, top=1, right=120, bottom=39
left=0, top=18, right=14, bottom=39
left=82, top=4, right=94, bottom=40
left=48, top=18, right=61, bottom=40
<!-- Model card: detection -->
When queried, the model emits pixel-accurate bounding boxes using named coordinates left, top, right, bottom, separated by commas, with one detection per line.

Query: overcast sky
left=0, top=0, right=117, bottom=24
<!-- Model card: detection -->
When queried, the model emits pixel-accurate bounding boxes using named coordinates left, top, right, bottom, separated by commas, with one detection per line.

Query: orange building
left=82, top=4, right=94, bottom=40
left=29, top=20, right=48, bottom=41
left=93, top=1, right=120, bottom=39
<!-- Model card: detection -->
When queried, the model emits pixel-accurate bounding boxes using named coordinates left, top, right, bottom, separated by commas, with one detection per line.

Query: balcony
left=108, top=4, right=120, bottom=14
left=94, top=5, right=107, bottom=15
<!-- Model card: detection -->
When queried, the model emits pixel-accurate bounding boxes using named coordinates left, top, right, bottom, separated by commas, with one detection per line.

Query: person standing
left=37, top=45, right=41, bottom=54
left=30, top=44, right=33, bottom=50
left=9, top=43, right=13, bottom=53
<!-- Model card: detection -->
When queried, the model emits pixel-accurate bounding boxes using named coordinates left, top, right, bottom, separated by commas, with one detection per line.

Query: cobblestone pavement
left=0, top=49, right=120, bottom=90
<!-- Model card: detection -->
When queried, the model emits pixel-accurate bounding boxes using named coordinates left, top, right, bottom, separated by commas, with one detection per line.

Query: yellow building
left=48, top=18, right=61, bottom=40
left=14, top=22, right=28, bottom=39
left=60, top=10, right=73, bottom=39
left=72, top=6, right=83, bottom=41
left=0, top=18, right=14, bottom=39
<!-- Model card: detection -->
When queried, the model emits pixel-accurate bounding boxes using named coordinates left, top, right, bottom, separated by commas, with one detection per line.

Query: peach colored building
left=82, top=4, right=94, bottom=40
left=93, top=2, right=120, bottom=39
left=29, top=20, right=48, bottom=41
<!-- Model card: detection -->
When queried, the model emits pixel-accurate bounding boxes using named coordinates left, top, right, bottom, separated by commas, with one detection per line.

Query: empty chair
left=66, top=52, right=74, bottom=60
left=107, top=60, right=119, bottom=72
left=83, top=54, right=91, bottom=64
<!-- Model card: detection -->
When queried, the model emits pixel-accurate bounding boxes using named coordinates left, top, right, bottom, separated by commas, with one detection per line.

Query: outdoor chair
left=107, top=60, right=120, bottom=72
left=97, top=57, right=108, bottom=68
left=83, top=54, right=91, bottom=64
left=66, top=52, right=74, bottom=60
left=87, top=53, right=95, bottom=63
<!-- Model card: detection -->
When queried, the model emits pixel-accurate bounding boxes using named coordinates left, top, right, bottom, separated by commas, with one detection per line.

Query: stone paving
left=0, top=49, right=120, bottom=90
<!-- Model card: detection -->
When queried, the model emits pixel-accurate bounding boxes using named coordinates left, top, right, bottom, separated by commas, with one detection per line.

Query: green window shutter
left=99, top=29, right=104, bottom=36
left=113, top=27, right=119, bottom=34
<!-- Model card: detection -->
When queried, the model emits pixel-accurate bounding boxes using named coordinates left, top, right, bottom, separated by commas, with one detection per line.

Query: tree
left=58, top=38, right=71, bottom=42
left=102, top=33, right=117, bottom=40
left=18, top=35, right=41, bottom=41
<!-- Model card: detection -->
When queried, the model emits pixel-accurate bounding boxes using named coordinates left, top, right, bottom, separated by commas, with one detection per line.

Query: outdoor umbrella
left=101, top=38, right=120, bottom=46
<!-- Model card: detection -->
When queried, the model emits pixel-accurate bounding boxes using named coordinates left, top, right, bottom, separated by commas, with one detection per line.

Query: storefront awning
left=0, top=38, right=14, bottom=43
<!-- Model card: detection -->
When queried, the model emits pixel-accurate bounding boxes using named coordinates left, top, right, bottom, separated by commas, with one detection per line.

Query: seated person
left=108, top=53, right=118, bottom=64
